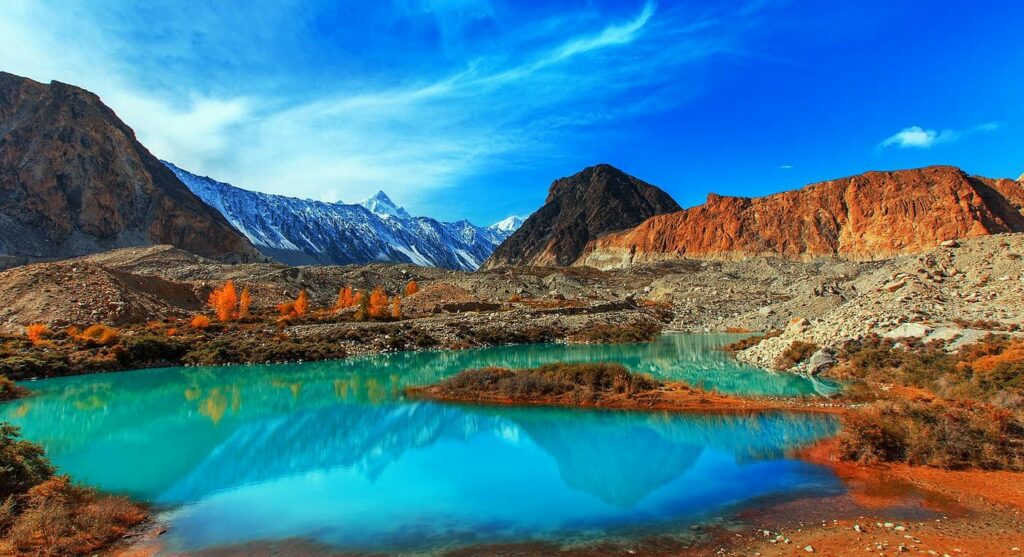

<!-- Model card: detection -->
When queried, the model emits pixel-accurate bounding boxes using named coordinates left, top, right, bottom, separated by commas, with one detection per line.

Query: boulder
left=806, top=349, right=837, bottom=376
left=883, top=323, right=933, bottom=340
left=785, top=317, right=811, bottom=335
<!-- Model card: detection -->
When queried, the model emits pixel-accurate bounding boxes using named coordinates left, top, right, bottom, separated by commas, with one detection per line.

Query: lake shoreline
left=0, top=307, right=667, bottom=381
left=13, top=333, right=1023, bottom=556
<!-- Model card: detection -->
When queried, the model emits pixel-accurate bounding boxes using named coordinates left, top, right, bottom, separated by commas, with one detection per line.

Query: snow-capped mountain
left=164, top=162, right=518, bottom=271
left=360, top=191, right=411, bottom=220
left=490, top=215, right=525, bottom=233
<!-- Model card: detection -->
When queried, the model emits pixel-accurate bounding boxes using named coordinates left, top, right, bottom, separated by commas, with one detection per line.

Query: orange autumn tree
left=279, top=289, right=311, bottom=318
left=335, top=286, right=356, bottom=310
left=294, top=290, right=310, bottom=316
left=208, top=281, right=239, bottom=321
left=239, top=287, right=252, bottom=318
left=25, top=323, right=49, bottom=346
left=391, top=296, right=402, bottom=319
left=191, top=315, right=211, bottom=329
left=368, top=286, right=389, bottom=318
left=405, top=280, right=419, bottom=296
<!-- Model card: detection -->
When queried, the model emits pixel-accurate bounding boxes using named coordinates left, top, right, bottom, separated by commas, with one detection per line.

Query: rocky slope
left=580, top=166, right=1024, bottom=268
left=0, top=72, right=259, bottom=262
left=482, top=164, right=680, bottom=268
left=167, top=162, right=517, bottom=270
left=736, top=233, right=1024, bottom=371
left=1, top=234, right=1021, bottom=368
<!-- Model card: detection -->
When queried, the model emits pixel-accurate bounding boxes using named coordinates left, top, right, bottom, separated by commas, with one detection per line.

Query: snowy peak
left=490, top=215, right=525, bottom=232
left=164, top=162, right=514, bottom=271
left=360, top=190, right=411, bottom=220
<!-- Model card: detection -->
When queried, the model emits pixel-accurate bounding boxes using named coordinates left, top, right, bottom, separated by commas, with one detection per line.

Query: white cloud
left=879, top=122, right=1003, bottom=150
left=779, top=164, right=793, bottom=169
left=0, top=0, right=766, bottom=207
left=879, top=126, right=956, bottom=149
left=0, top=1, right=252, bottom=176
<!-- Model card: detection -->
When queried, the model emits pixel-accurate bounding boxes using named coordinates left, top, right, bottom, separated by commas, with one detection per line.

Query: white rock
left=883, top=323, right=932, bottom=340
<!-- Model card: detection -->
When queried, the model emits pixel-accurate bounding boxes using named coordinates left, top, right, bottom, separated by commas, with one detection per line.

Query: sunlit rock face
left=580, top=166, right=1024, bottom=269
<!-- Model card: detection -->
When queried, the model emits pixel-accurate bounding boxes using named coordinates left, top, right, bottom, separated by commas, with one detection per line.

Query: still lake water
left=2, top=334, right=843, bottom=553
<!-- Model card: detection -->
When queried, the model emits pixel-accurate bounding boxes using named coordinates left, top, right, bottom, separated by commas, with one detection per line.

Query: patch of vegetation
left=832, top=335, right=1024, bottom=470
left=0, top=352, right=72, bottom=381
left=467, top=325, right=564, bottom=346
left=0, top=376, right=29, bottom=402
left=951, top=318, right=1020, bottom=332
left=774, top=340, right=818, bottom=370
left=832, top=334, right=1024, bottom=406
left=0, top=424, right=146, bottom=556
left=571, top=322, right=660, bottom=344
left=721, top=330, right=781, bottom=353
left=424, top=363, right=662, bottom=404
left=69, top=325, right=119, bottom=347
left=837, top=399, right=1024, bottom=471
left=0, top=424, right=53, bottom=502
left=116, top=335, right=190, bottom=367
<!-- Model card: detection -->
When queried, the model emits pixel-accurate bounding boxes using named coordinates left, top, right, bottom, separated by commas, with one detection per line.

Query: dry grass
left=426, top=363, right=662, bottom=404
left=0, top=425, right=146, bottom=556
left=721, top=330, right=780, bottom=353
left=3, top=476, right=146, bottom=556
left=832, top=334, right=1024, bottom=406
left=834, top=335, right=1024, bottom=471
left=837, top=399, right=1024, bottom=471
left=774, top=340, right=818, bottom=370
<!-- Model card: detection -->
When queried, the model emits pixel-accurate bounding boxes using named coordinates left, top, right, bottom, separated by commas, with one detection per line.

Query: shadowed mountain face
left=482, top=164, right=681, bottom=268
left=581, top=166, right=1024, bottom=268
left=0, top=72, right=259, bottom=262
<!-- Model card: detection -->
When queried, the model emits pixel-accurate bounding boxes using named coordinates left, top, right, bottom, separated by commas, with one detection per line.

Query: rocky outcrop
left=0, top=72, right=260, bottom=262
left=580, top=166, right=1024, bottom=268
left=481, top=164, right=680, bottom=268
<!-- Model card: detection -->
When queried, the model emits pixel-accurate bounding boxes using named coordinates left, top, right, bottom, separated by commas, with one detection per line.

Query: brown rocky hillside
left=579, top=166, right=1024, bottom=268
left=481, top=164, right=680, bottom=268
left=0, top=71, right=260, bottom=262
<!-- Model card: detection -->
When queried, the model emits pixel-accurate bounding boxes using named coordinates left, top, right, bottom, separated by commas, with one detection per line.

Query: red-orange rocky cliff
left=578, top=166, right=1024, bottom=268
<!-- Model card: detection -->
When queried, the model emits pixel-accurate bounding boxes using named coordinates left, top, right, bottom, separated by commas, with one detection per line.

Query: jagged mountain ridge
left=166, top=162, right=518, bottom=270
left=0, top=72, right=260, bottom=262
left=579, top=165, right=1024, bottom=268
left=482, top=164, right=681, bottom=268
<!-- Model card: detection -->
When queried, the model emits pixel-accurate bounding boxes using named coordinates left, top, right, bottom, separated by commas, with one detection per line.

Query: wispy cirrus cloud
left=879, top=122, right=1003, bottom=149
left=0, top=0, right=773, bottom=211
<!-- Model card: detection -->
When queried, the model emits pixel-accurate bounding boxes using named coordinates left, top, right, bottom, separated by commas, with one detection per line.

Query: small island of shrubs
left=407, top=362, right=756, bottom=411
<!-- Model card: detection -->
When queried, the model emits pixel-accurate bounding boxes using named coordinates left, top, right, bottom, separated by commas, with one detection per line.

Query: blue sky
left=2, top=0, right=1022, bottom=224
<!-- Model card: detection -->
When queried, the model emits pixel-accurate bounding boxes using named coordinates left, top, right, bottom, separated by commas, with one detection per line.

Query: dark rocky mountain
left=481, top=164, right=681, bottom=268
left=580, top=165, right=1024, bottom=268
left=0, top=72, right=260, bottom=263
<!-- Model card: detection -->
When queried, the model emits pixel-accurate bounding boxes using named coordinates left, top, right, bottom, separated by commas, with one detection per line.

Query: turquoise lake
left=1, top=334, right=843, bottom=554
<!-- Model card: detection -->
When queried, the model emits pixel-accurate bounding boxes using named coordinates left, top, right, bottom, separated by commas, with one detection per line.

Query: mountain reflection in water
left=3, top=334, right=842, bottom=552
